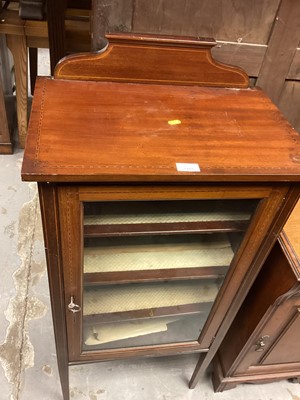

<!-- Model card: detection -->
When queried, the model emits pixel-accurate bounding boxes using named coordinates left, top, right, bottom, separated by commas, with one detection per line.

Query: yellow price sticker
left=168, top=119, right=181, bottom=125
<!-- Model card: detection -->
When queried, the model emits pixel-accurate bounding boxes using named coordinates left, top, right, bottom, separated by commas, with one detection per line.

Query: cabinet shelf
left=83, top=199, right=254, bottom=239
left=83, top=280, right=220, bottom=319
left=82, top=279, right=219, bottom=348
left=84, top=220, right=248, bottom=238
left=84, top=265, right=228, bottom=286
left=84, top=234, right=234, bottom=278
left=83, top=301, right=213, bottom=325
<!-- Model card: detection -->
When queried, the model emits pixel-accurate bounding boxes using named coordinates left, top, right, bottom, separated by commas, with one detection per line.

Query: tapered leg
left=189, top=352, right=207, bottom=389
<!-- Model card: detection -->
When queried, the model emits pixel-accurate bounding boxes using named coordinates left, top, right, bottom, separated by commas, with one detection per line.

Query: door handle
left=255, top=335, right=270, bottom=352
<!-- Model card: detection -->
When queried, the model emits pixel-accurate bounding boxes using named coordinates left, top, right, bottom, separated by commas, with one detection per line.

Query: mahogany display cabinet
left=21, top=34, right=300, bottom=399
left=213, top=201, right=300, bottom=391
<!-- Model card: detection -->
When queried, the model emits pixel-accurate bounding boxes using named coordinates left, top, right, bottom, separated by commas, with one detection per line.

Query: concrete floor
left=2, top=148, right=300, bottom=400
left=1, top=51, right=300, bottom=400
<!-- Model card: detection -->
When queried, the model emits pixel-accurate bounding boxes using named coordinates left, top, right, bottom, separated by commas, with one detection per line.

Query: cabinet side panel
left=38, top=183, right=69, bottom=399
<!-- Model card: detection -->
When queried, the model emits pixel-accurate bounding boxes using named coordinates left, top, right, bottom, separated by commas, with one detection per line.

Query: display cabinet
left=21, top=34, right=300, bottom=399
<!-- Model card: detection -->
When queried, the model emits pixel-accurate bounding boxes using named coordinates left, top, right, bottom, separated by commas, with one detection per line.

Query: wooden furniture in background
left=0, top=34, right=14, bottom=154
left=0, top=5, right=90, bottom=148
left=21, top=34, right=300, bottom=399
left=2, top=0, right=300, bottom=148
left=19, top=0, right=45, bottom=20
left=45, top=0, right=92, bottom=73
left=212, top=201, right=300, bottom=391
left=0, top=72, right=12, bottom=153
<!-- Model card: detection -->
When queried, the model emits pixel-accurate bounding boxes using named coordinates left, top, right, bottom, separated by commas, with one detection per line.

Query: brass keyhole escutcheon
left=255, top=335, right=270, bottom=352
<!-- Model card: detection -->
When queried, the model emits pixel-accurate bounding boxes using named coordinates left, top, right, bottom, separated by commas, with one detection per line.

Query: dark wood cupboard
left=213, top=202, right=300, bottom=391
left=21, top=34, right=300, bottom=399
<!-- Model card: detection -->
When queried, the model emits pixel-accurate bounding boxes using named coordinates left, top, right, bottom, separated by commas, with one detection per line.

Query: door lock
left=68, top=296, right=81, bottom=313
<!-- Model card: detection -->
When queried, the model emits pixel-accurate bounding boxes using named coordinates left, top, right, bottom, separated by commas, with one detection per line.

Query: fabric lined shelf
left=84, top=200, right=253, bottom=226
left=83, top=279, right=220, bottom=316
left=84, top=234, right=234, bottom=274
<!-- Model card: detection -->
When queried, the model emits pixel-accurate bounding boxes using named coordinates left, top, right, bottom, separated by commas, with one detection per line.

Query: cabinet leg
left=57, top=359, right=69, bottom=400
left=290, top=377, right=300, bottom=384
left=190, top=345, right=222, bottom=389
left=189, top=352, right=207, bottom=389
left=220, top=382, right=237, bottom=391
left=212, top=371, right=237, bottom=392
left=211, top=353, right=237, bottom=392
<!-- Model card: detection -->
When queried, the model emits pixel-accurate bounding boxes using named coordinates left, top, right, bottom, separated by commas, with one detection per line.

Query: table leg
left=6, top=33, right=28, bottom=148
left=0, top=71, right=13, bottom=153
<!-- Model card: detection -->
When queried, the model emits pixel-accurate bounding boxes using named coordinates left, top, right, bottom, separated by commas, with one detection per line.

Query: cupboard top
left=22, top=77, right=300, bottom=183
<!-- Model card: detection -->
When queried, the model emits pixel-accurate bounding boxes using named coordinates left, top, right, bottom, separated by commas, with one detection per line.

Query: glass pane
left=82, top=198, right=259, bottom=351
left=82, top=279, right=220, bottom=350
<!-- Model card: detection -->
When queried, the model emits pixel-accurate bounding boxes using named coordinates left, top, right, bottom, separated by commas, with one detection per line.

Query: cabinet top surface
left=22, top=77, right=300, bottom=183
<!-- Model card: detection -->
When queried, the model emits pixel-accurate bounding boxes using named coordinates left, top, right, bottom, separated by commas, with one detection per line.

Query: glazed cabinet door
left=57, top=185, right=288, bottom=363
